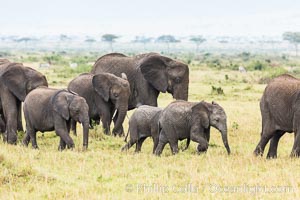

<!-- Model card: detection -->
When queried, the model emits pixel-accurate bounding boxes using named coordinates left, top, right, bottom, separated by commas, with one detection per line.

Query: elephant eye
left=174, top=77, right=181, bottom=84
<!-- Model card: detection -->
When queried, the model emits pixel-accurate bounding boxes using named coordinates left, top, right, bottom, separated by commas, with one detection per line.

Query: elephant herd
left=0, top=53, right=299, bottom=158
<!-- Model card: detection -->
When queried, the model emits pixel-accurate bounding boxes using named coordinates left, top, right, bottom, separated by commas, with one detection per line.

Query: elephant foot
left=7, top=136, right=17, bottom=145
left=67, top=143, right=75, bottom=149
left=112, top=128, right=124, bottom=137
left=154, top=149, right=162, bottom=156
left=121, top=146, right=127, bottom=152
left=266, top=152, right=277, bottom=159
left=58, top=143, right=67, bottom=151
left=82, top=145, right=88, bottom=151
left=197, top=143, right=208, bottom=154
left=253, top=147, right=264, bottom=157
left=22, top=139, right=30, bottom=147
left=290, top=149, right=300, bottom=157
left=32, top=145, right=39, bottom=149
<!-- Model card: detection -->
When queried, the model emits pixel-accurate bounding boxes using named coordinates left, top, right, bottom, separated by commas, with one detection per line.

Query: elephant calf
left=155, top=100, right=231, bottom=156
left=68, top=73, right=130, bottom=136
left=23, top=87, right=90, bottom=150
left=121, top=105, right=162, bottom=153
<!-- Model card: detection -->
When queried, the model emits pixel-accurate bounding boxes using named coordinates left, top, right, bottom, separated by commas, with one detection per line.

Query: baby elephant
left=155, top=100, right=231, bottom=156
left=121, top=105, right=162, bottom=153
left=22, top=87, right=90, bottom=150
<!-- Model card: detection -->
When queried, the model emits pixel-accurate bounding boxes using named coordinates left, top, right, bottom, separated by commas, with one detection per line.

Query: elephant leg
left=152, top=136, right=159, bottom=154
left=2, top=91, right=18, bottom=144
left=191, top=131, right=208, bottom=153
left=182, top=138, right=190, bottom=151
left=291, top=131, right=300, bottom=157
left=121, top=139, right=136, bottom=151
left=58, top=137, right=67, bottom=151
left=26, top=128, right=38, bottom=149
left=101, top=115, right=112, bottom=135
left=0, top=115, right=6, bottom=133
left=254, top=124, right=276, bottom=156
left=266, top=131, right=285, bottom=159
left=54, top=117, right=74, bottom=149
left=154, top=130, right=168, bottom=156
left=169, top=140, right=179, bottom=155
left=17, top=100, right=23, bottom=132
left=70, top=119, right=77, bottom=136
left=22, top=132, right=31, bottom=147
left=135, top=137, right=147, bottom=152
left=204, top=128, right=210, bottom=143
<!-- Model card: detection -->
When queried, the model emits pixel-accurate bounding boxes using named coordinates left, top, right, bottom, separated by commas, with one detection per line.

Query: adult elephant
left=254, top=74, right=300, bottom=158
left=0, top=60, right=48, bottom=144
left=91, top=53, right=189, bottom=110
left=68, top=73, right=130, bottom=136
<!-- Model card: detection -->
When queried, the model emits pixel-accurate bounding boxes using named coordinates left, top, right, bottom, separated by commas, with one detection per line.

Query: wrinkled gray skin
left=22, top=88, right=89, bottom=150
left=155, top=100, right=231, bottom=156
left=121, top=105, right=163, bottom=153
left=91, top=53, right=189, bottom=110
left=0, top=59, right=48, bottom=144
left=68, top=73, right=130, bottom=136
left=254, top=74, right=300, bottom=158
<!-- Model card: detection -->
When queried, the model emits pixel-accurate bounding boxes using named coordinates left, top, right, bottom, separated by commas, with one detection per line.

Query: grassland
left=0, top=52, right=300, bottom=199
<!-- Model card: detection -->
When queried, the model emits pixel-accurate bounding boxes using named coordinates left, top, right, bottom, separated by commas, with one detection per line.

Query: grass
left=0, top=54, right=300, bottom=199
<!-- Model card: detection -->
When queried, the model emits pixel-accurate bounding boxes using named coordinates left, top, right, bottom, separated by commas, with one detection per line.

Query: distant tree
left=156, top=35, right=180, bottom=53
left=283, top=32, right=300, bottom=56
left=15, top=37, right=37, bottom=48
left=60, top=34, right=71, bottom=41
left=133, top=36, right=152, bottom=50
left=190, top=36, right=206, bottom=52
left=85, top=38, right=96, bottom=49
left=102, top=34, right=119, bottom=52
left=15, top=37, right=33, bottom=43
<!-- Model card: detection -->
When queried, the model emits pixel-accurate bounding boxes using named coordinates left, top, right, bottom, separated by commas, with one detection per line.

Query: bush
left=211, top=86, right=224, bottom=95
left=248, top=61, right=267, bottom=71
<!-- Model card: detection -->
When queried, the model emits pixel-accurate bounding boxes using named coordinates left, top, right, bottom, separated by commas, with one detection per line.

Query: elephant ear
left=52, top=91, right=70, bottom=120
left=139, top=55, right=168, bottom=92
left=92, top=73, right=111, bottom=102
left=2, top=64, right=27, bottom=101
left=191, top=103, right=209, bottom=129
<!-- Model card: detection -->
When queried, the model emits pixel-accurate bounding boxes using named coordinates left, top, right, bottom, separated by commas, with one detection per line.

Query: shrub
left=248, top=61, right=267, bottom=71
left=211, top=86, right=224, bottom=95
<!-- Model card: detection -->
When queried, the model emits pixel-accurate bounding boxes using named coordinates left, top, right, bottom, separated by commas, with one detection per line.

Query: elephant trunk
left=220, top=129, right=231, bottom=155
left=112, top=103, right=128, bottom=135
left=82, top=121, right=89, bottom=150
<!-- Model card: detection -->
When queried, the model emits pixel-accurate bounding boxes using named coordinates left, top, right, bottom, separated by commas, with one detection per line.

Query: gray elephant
left=91, top=53, right=189, bottom=110
left=121, top=105, right=162, bottom=153
left=68, top=73, right=130, bottom=136
left=22, top=88, right=89, bottom=150
left=155, top=100, right=231, bottom=156
left=0, top=60, right=48, bottom=144
left=254, top=74, right=300, bottom=158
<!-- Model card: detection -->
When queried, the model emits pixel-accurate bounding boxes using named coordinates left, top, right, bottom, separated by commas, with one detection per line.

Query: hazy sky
left=1, top=0, right=300, bottom=37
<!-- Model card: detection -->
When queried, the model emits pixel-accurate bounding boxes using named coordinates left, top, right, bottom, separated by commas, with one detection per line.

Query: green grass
left=1, top=53, right=300, bottom=199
